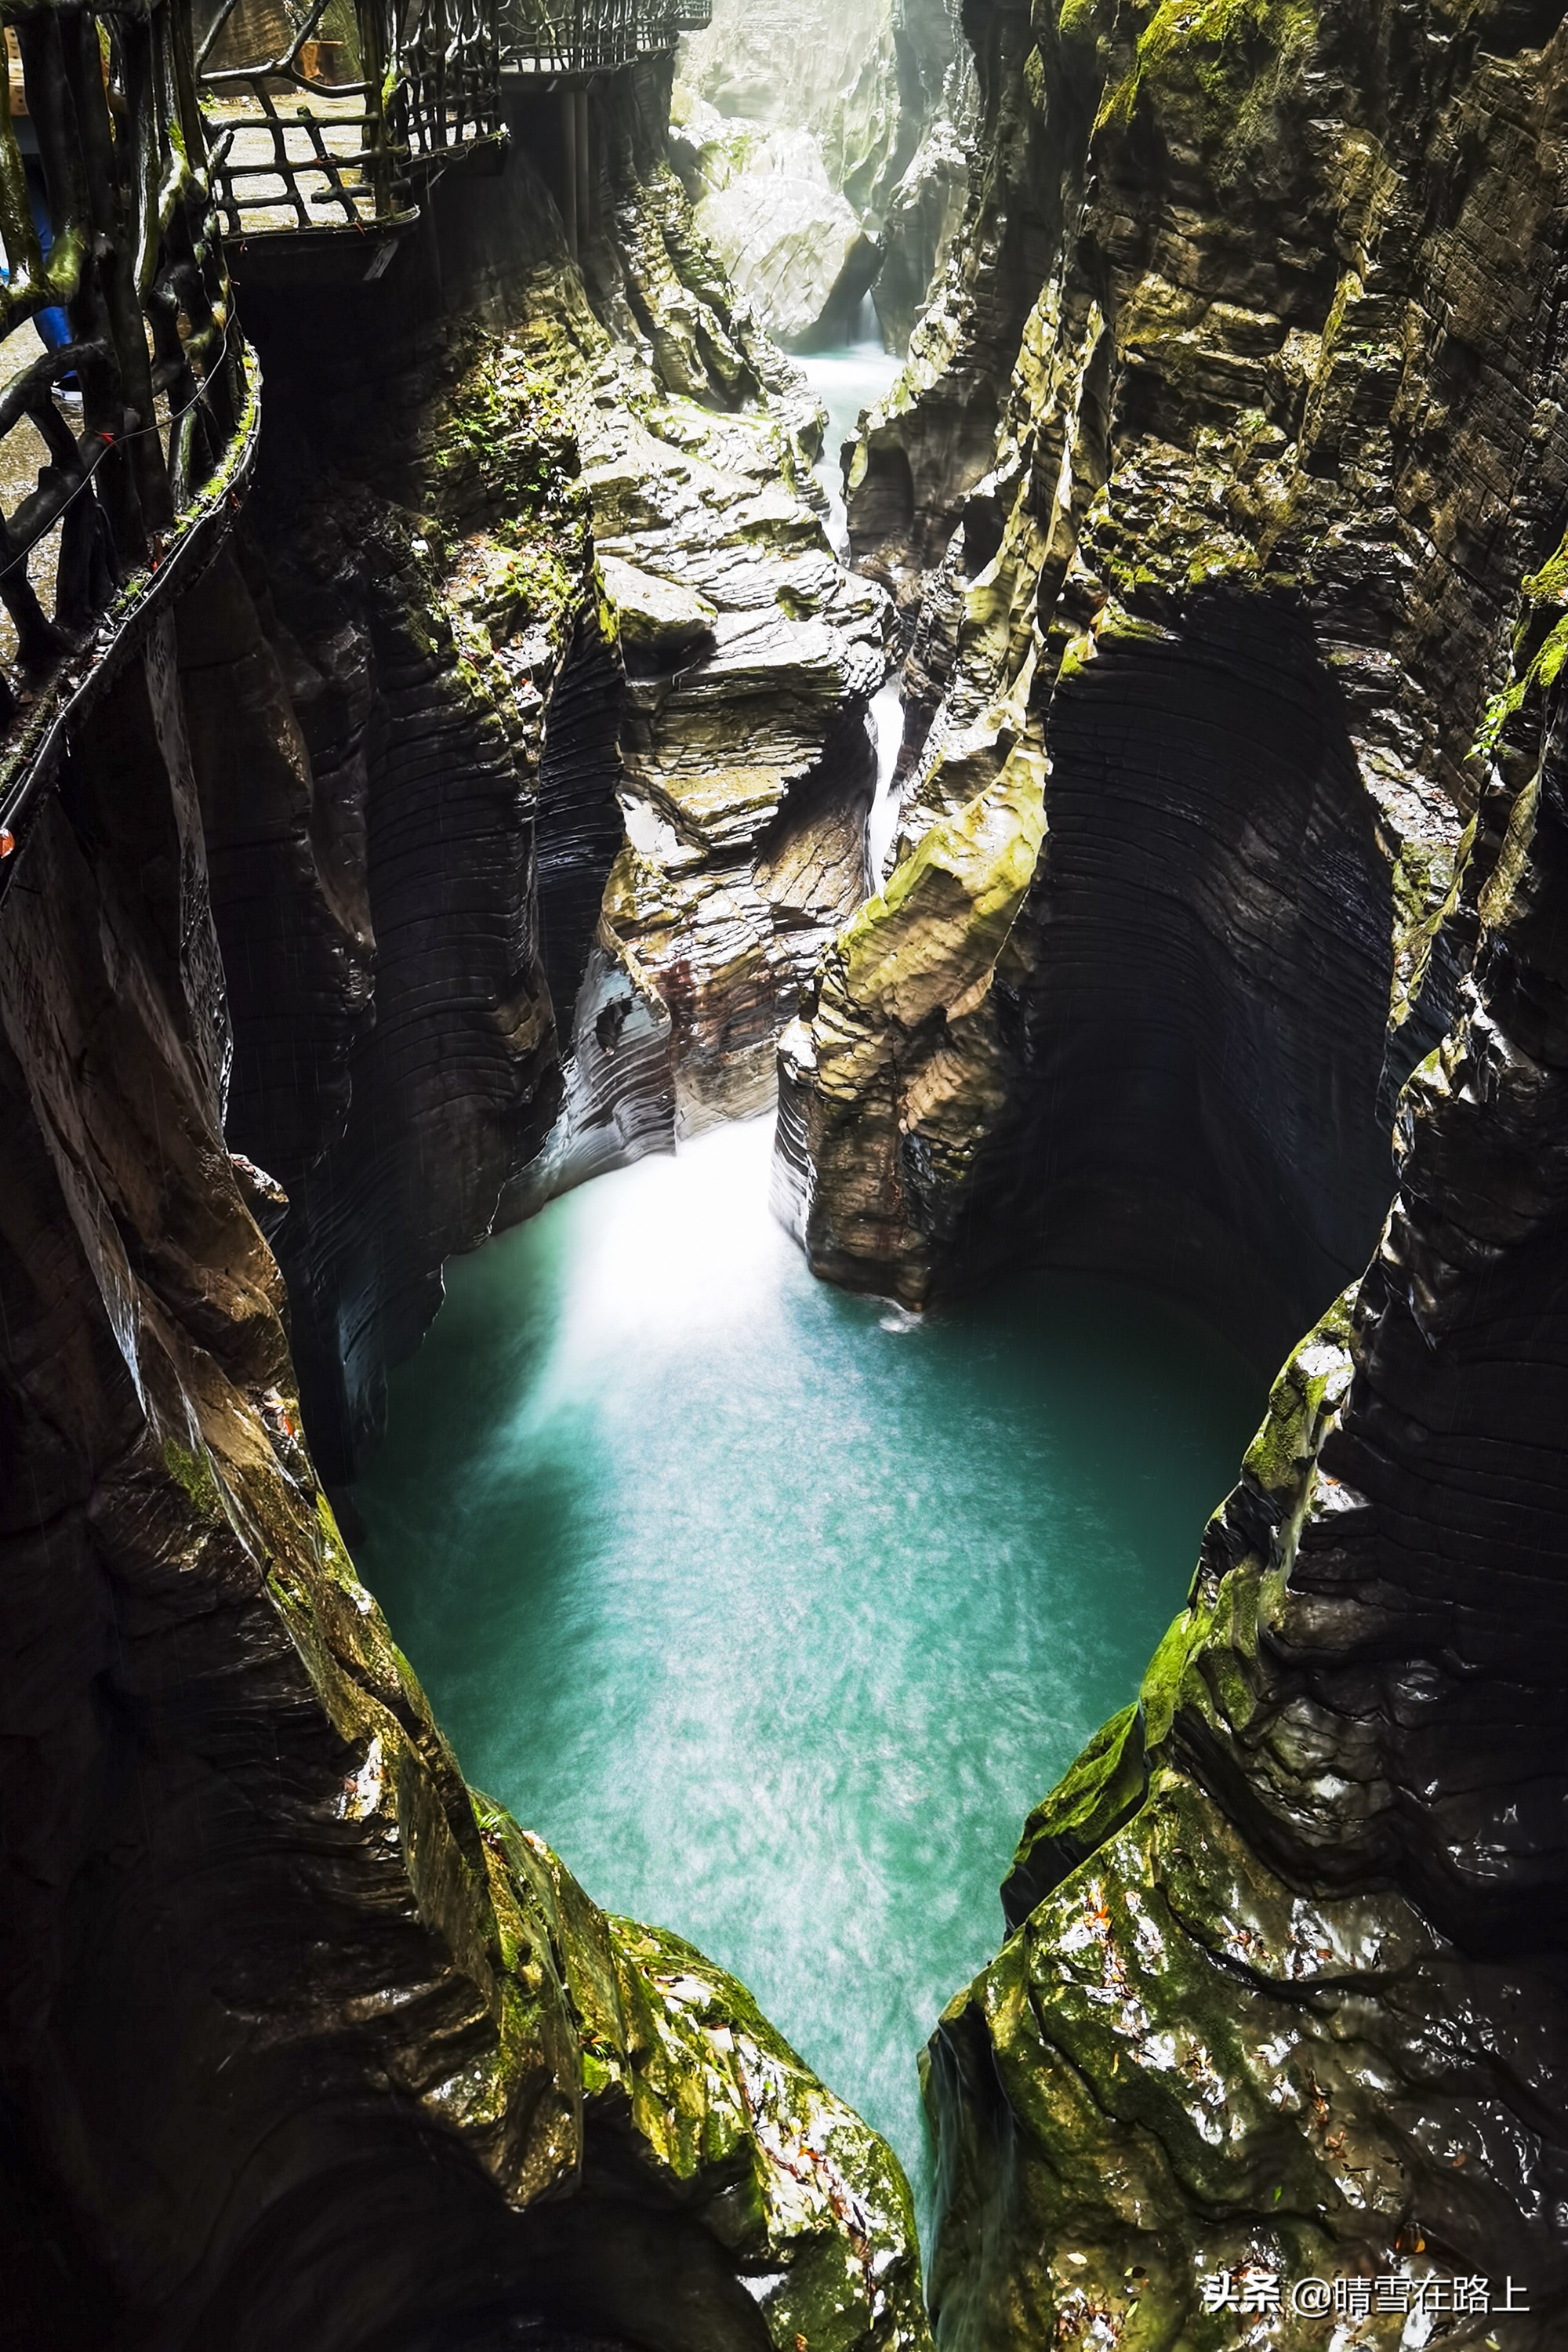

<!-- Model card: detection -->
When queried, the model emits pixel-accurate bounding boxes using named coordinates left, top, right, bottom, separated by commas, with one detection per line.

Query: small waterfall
left=795, top=334, right=907, bottom=891
left=848, top=289, right=881, bottom=350
left=865, top=677, right=904, bottom=889
left=797, top=333, right=901, bottom=562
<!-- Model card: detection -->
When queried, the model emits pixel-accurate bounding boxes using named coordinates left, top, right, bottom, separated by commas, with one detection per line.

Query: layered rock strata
left=0, top=626, right=928, bottom=2352
left=0, top=72, right=931, bottom=2343
left=924, top=641, right=1568, bottom=2352
left=786, top=0, right=1568, bottom=1365
left=187, top=332, right=600, bottom=1483
left=775, top=2, right=1568, bottom=2340
left=525, top=69, right=893, bottom=1160
left=180, top=67, right=886, bottom=1468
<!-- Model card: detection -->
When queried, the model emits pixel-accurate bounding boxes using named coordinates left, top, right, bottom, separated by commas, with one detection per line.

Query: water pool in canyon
left=358, top=1116, right=1263, bottom=2231
left=800, top=317, right=902, bottom=558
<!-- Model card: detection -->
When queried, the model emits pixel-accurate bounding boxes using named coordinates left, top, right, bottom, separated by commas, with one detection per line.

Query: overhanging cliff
left=0, top=52, right=926, bottom=2352
left=783, top=2, right=1568, bottom=2339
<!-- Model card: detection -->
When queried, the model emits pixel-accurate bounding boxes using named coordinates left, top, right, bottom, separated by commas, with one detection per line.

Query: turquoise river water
left=358, top=1118, right=1263, bottom=2234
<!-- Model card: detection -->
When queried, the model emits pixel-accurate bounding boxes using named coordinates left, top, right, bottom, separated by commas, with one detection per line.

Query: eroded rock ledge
left=0, top=62, right=924, bottom=2352
left=775, top=2, right=1568, bottom=2340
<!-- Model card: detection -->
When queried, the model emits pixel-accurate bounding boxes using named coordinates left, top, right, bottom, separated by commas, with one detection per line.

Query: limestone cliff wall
left=779, top=2, right=1568, bottom=2339
left=787, top=0, right=1568, bottom=1360
left=174, top=68, right=886, bottom=1477
left=528, top=65, right=894, bottom=1163
left=0, top=619, right=928, bottom=2352
left=0, top=72, right=930, bottom=2352
left=672, top=0, right=972, bottom=347
left=923, top=655, right=1568, bottom=2352
left=188, top=329, right=598, bottom=1485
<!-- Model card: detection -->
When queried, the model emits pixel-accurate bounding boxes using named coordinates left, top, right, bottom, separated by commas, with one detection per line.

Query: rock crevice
left=785, top=2, right=1568, bottom=2337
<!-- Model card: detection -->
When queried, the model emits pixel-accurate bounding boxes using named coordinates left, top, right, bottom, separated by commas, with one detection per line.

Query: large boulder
left=671, top=93, right=868, bottom=347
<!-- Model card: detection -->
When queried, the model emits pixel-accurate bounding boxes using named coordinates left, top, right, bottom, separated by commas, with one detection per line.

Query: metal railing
left=495, top=0, right=706, bottom=75
left=0, top=0, right=256, bottom=880
left=497, top=0, right=634, bottom=75
left=196, top=0, right=502, bottom=240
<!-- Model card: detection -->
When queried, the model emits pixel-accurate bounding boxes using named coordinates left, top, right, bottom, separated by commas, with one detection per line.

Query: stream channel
left=356, top=338, right=1266, bottom=2239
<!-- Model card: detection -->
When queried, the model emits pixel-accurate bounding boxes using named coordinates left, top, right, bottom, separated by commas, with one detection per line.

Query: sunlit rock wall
left=673, top=0, right=971, bottom=347
left=788, top=0, right=1568, bottom=1359
left=670, top=94, right=869, bottom=348
left=521, top=64, right=892, bottom=1163
left=781, top=1, right=1568, bottom=2338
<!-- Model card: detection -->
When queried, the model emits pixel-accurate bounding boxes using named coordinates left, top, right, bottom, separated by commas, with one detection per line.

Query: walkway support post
left=560, top=80, right=577, bottom=254
left=574, top=84, right=589, bottom=249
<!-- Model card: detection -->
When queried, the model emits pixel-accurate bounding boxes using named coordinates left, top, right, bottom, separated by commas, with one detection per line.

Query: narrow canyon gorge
left=2, top=2, right=1568, bottom=2350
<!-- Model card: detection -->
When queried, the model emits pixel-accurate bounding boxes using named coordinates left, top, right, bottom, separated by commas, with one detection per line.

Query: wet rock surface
left=520, top=72, right=894, bottom=1161
left=781, top=2, right=1568, bottom=2339
left=9, top=3, right=1568, bottom=2347
left=0, top=641, right=929, bottom=2349
left=0, top=65, right=928, bottom=2352
left=180, top=66, right=890, bottom=1468
left=924, top=698, right=1568, bottom=2349
left=794, top=0, right=1568, bottom=1342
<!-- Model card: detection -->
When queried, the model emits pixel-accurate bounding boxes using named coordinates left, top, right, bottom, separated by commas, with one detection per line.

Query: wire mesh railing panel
left=196, top=0, right=401, bottom=232
left=197, top=0, right=501, bottom=237
left=497, top=0, right=644, bottom=74
left=636, top=0, right=676, bottom=48
left=401, top=0, right=501, bottom=159
left=0, top=0, right=256, bottom=870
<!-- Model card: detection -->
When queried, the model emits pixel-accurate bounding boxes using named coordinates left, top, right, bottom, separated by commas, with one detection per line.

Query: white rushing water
left=797, top=304, right=902, bottom=560
left=798, top=312, right=906, bottom=890
left=866, top=674, right=904, bottom=888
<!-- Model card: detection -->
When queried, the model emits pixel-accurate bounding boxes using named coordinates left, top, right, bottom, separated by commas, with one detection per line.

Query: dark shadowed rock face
left=782, top=593, right=1405, bottom=1360
left=975, top=601, right=1399, bottom=1368
left=178, top=258, right=607, bottom=1484
left=775, top=1, right=1568, bottom=2339
left=245, top=420, right=597, bottom=1485
left=0, top=633, right=930, bottom=2352
left=174, top=70, right=886, bottom=1480
left=922, top=673, right=1568, bottom=2352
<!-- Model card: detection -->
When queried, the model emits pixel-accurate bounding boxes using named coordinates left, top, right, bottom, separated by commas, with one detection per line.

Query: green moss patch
left=1100, top=0, right=1318, bottom=136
